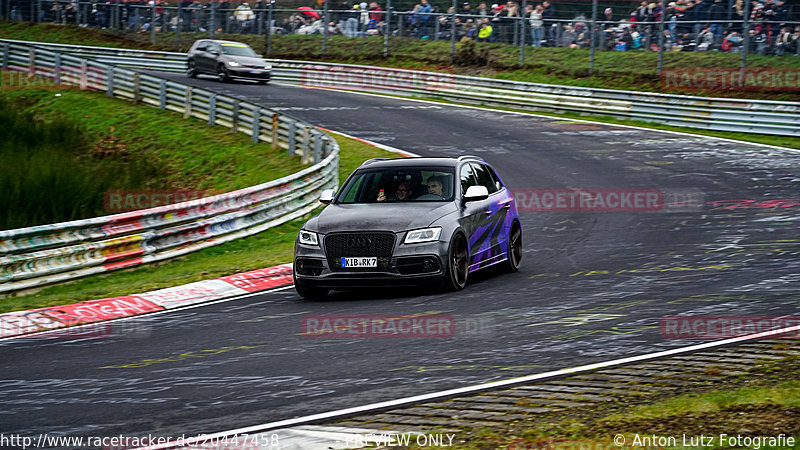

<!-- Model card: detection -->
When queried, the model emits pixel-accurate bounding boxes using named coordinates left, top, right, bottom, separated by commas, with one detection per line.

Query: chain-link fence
left=2, top=0, right=799, bottom=76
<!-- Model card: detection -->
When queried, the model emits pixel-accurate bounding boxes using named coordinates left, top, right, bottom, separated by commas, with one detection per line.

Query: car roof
left=200, top=39, right=252, bottom=46
left=359, top=156, right=485, bottom=169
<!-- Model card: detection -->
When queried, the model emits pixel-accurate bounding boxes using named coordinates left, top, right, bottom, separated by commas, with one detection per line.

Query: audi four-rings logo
left=346, top=237, right=373, bottom=248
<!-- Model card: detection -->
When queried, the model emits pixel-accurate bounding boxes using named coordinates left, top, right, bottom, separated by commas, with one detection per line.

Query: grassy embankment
left=0, top=77, right=397, bottom=313
left=2, top=21, right=798, bottom=151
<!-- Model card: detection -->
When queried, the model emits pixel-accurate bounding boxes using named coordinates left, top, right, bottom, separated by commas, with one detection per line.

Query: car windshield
left=220, top=43, right=258, bottom=57
left=337, top=167, right=456, bottom=204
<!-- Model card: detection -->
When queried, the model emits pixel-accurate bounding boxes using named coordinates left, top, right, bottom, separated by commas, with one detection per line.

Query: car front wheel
left=444, top=232, right=469, bottom=291
left=217, top=64, right=231, bottom=82
left=186, top=59, right=197, bottom=78
left=293, top=272, right=328, bottom=299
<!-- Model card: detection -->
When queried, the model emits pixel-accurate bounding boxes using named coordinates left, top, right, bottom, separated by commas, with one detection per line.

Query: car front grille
left=325, top=232, right=395, bottom=272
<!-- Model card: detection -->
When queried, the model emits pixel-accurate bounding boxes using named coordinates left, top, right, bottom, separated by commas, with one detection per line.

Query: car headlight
left=298, top=230, right=319, bottom=246
left=263, top=64, right=272, bottom=70
left=227, top=61, right=240, bottom=67
left=404, top=227, right=442, bottom=244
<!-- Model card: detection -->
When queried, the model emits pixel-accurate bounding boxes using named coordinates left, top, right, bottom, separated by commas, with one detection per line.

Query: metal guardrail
left=2, top=38, right=796, bottom=137
left=0, top=40, right=339, bottom=295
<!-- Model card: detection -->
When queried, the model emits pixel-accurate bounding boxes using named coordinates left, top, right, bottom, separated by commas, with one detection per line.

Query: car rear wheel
left=502, top=221, right=522, bottom=273
left=217, top=64, right=231, bottom=83
left=186, top=59, right=197, bottom=78
left=445, top=232, right=469, bottom=291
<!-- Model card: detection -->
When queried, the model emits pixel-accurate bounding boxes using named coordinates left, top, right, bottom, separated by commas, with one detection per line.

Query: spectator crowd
left=5, top=0, right=798, bottom=54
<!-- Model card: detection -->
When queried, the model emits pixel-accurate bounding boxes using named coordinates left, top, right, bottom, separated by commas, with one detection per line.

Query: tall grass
left=0, top=97, right=159, bottom=230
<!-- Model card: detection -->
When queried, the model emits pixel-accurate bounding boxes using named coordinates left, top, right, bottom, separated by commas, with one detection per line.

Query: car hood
left=309, top=203, right=457, bottom=233
left=222, top=55, right=269, bottom=66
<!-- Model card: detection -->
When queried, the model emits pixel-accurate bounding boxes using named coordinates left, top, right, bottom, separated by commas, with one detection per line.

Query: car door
left=470, top=162, right=510, bottom=266
left=457, top=163, right=489, bottom=271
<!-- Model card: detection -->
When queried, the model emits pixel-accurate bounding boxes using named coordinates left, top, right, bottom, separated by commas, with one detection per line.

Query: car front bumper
left=294, top=239, right=449, bottom=289
left=228, top=68, right=271, bottom=81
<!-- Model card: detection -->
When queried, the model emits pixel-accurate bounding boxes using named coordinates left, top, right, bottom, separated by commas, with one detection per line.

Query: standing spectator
left=541, top=0, right=555, bottom=45
left=529, top=4, right=543, bottom=46
left=418, top=0, right=432, bottom=37
left=406, top=4, right=421, bottom=36
left=707, top=0, right=726, bottom=41
left=476, top=1, right=489, bottom=17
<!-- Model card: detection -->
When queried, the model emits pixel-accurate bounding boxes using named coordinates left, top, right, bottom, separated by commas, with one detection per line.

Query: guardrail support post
left=54, top=53, right=61, bottom=85
left=184, top=86, right=192, bottom=119
left=2, top=43, right=8, bottom=70
left=302, top=127, right=311, bottom=164
left=271, top=113, right=280, bottom=151
left=133, top=73, right=141, bottom=103
left=232, top=101, right=239, bottom=134
left=107, top=67, right=114, bottom=97
left=159, top=80, right=166, bottom=109
left=28, top=48, right=35, bottom=79
left=287, top=122, right=296, bottom=156
left=208, top=94, right=217, bottom=125
left=252, top=109, right=261, bottom=142
left=80, top=59, right=88, bottom=90
left=313, top=135, right=322, bottom=164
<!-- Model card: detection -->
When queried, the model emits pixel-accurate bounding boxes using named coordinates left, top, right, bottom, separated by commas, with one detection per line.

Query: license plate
left=341, top=257, right=377, bottom=268
left=249, top=70, right=263, bottom=74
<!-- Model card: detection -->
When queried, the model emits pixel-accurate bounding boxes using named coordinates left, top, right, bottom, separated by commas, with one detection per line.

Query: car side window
left=471, top=163, right=499, bottom=194
left=195, top=42, right=208, bottom=52
left=485, top=165, right=505, bottom=191
left=460, top=164, right=478, bottom=196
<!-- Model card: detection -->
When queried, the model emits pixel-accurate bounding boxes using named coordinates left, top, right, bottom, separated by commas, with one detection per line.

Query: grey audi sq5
left=293, top=156, right=522, bottom=299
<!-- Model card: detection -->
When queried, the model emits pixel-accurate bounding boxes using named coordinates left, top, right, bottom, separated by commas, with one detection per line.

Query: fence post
left=54, top=52, right=61, bottom=84
left=159, top=80, right=166, bottom=109
left=251, top=108, right=261, bottom=142
left=313, top=135, right=322, bottom=164
left=80, top=59, right=88, bottom=89
left=302, top=126, right=311, bottom=164
left=2, top=43, right=8, bottom=70
left=184, top=86, right=192, bottom=118
left=287, top=122, right=296, bottom=156
left=208, top=94, right=217, bottom=125
left=271, top=113, right=280, bottom=151
left=232, top=100, right=239, bottom=134
left=107, top=66, right=114, bottom=97
left=28, top=47, right=35, bottom=79
left=133, top=72, right=141, bottom=102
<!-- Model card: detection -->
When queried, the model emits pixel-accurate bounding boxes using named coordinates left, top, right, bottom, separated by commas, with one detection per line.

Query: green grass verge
left=1, top=134, right=399, bottom=314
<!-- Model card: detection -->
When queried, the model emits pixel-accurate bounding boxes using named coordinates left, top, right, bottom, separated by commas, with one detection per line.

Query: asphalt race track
left=2, top=73, right=799, bottom=442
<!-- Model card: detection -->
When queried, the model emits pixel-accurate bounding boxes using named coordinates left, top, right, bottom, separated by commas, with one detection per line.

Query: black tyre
left=295, top=284, right=329, bottom=299
left=293, top=272, right=328, bottom=299
left=186, top=59, right=197, bottom=78
left=217, top=64, right=231, bottom=83
left=502, top=221, right=522, bottom=273
left=444, top=232, right=469, bottom=291
left=257, top=79, right=269, bottom=85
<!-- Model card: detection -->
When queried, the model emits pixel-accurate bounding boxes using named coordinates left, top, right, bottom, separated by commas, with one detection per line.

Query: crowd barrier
left=0, top=39, right=339, bottom=295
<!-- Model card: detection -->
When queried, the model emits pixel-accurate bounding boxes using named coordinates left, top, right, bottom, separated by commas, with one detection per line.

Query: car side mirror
left=319, top=189, right=335, bottom=205
left=210, top=50, right=220, bottom=56
left=463, top=185, right=489, bottom=204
